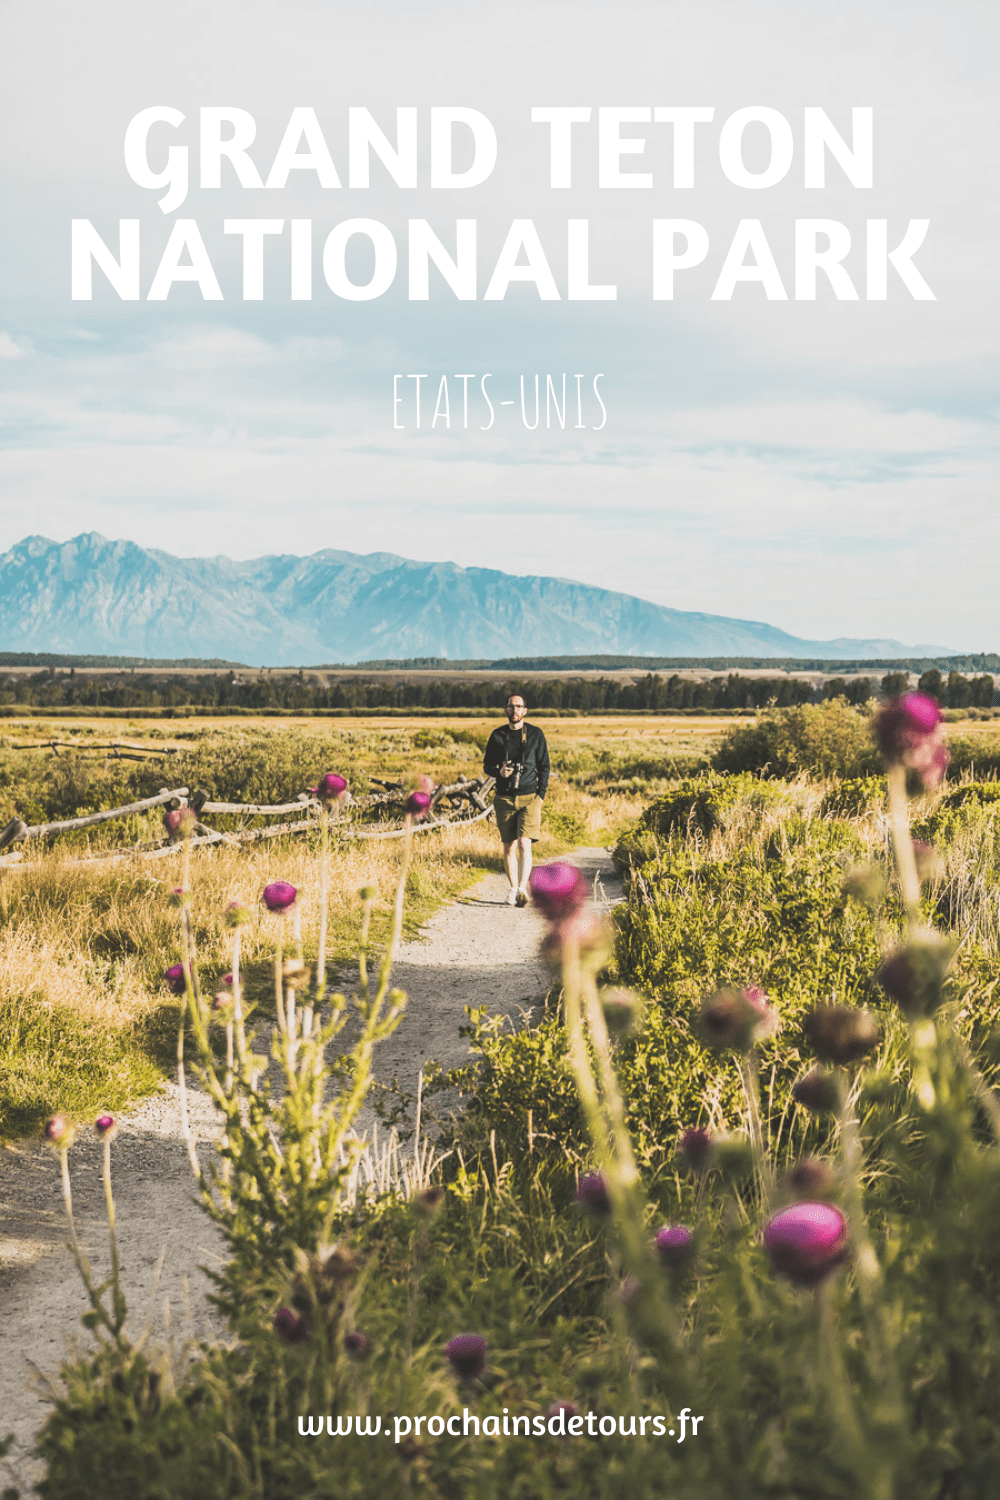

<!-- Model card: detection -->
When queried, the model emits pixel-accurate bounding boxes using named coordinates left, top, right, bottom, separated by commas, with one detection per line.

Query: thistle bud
left=311, top=773, right=349, bottom=803
left=163, top=963, right=188, bottom=996
left=262, top=881, right=298, bottom=914
left=784, top=1158, right=839, bottom=1202
left=792, top=1068, right=841, bottom=1114
left=873, top=693, right=948, bottom=790
left=445, top=1334, right=486, bottom=1381
left=405, top=790, right=432, bottom=820
left=699, top=987, right=778, bottom=1051
left=94, top=1113, right=117, bottom=1140
left=44, top=1114, right=74, bottom=1149
left=803, top=1006, right=880, bottom=1065
left=414, top=1186, right=445, bottom=1217
left=912, top=840, right=943, bottom=884
left=714, top=1136, right=755, bottom=1185
left=763, top=1202, right=849, bottom=1288
left=273, top=1307, right=308, bottom=1343
left=344, top=1331, right=371, bottom=1360
left=167, top=886, right=192, bottom=910
left=163, top=806, right=197, bottom=842
left=655, top=1224, right=694, bottom=1268
left=677, top=1127, right=715, bottom=1172
left=576, top=1173, right=612, bottom=1217
left=528, top=863, right=589, bottom=923
left=223, top=902, right=252, bottom=930
left=876, top=934, right=952, bottom=1018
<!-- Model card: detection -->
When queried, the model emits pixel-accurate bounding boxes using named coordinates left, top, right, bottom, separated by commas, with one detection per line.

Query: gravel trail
left=0, top=848, right=621, bottom=1491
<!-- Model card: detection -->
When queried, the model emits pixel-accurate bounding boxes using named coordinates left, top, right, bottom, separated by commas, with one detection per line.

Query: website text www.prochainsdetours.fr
left=298, top=1408, right=705, bottom=1443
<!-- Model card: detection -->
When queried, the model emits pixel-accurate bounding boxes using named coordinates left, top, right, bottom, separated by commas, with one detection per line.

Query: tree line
left=0, top=667, right=994, bottom=714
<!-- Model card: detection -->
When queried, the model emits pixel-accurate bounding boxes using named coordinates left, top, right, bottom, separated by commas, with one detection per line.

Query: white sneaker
left=506, top=888, right=518, bottom=905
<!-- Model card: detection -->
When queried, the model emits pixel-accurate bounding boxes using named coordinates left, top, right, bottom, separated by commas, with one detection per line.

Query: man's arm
left=483, top=728, right=505, bottom=778
left=535, top=727, right=550, bottom=799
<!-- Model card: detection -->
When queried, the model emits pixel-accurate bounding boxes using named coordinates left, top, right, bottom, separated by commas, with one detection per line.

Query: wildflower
left=223, top=902, right=252, bottom=930
left=677, top=1127, right=715, bottom=1171
left=528, top=863, right=589, bottom=922
left=358, top=883, right=377, bottom=902
left=873, top=693, right=948, bottom=790
left=405, top=790, right=432, bottom=820
left=212, top=992, right=233, bottom=1014
left=876, top=934, right=952, bottom=1017
left=600, top=987, right=644, bottom=1038
left=94, top=1113, right=117, bottom=1140
left=699, top=986, right=779, bottom=1051
left=344, top=1331, right=371, bottom=1360
left=763, top=1202, right=849, bottom=1287
left=311, top=772, right=349, bottom=803
left=576, top=1173, right=612, bottom=1216
left=804, top=1006, right=880, bottom=1065
left=167, top=886, right=191, bottom=910
left=414, top=1186, right=445, bottom=1216
left=262, top=881, right=298, bottom=914
left=163, top=963, right=188, bottom=996
left=273, top=1307, right=308, bottom=1343
left=784, top=1158, right=839, bottom=1202
left=44, top=1114, right=74, bottom=1148
left=163, top=806, right=197, bottom=842
left=445, top=1334, right=487, bottom=1380
left=714, top=1136, right=755, bottom=1185
left=546, top=1401, right=578, bottom=1435
left=655, top=1225, right=694, bottom=1267
left=792, top=1068, right=841, bottom=1114
left=223, top=972, right=233, bottom=986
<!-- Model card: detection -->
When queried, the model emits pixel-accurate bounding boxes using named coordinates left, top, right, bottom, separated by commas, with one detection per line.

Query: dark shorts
left=494, top=793, right=543, bottom=843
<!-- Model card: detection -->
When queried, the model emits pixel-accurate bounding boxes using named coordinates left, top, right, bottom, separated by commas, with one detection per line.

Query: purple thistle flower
left=677, top=1127, right=714, bottom=1171
left=528, top=862, right=589, bottom=923
left=344, top=1331, right=372, bottom=1359
left=576, top=1173, right=612, bottom=1216
left=405, top=790, right=432, bottom=820
left=545, top=1400, right=578, bottom=1435
left=94, top=1113, right=116, bottom=1139
left=763, top=1202, right=849, bottom=1288
left=262, top=881, right=298, bottom=914
left=163, top=963, right=188, bottom=996
left=804, top=1005, right=880, bottom=1065
left=445, top=1334, right=487, bottom=1380
left=874, top=693, right=949, bottom=789
left=311, top=773, right=349, bottom=803
left=223, top=902, right=252, bottom=930
left=163, top=806, right=197, bottom=842
left=655, top=1224, right=694, bottom=1266
left=273, top=1307, right=308, bottom=1343
left=699, top=987, right=779, bottom=1051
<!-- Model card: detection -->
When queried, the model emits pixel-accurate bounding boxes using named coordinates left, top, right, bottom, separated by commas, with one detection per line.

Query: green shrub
left=713, top=699, right=878, bottom=779
left=820, top=775, right=886, bottom=818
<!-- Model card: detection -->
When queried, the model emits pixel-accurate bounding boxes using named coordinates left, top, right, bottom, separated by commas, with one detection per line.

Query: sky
left=0, top=0, right=997, bottom=650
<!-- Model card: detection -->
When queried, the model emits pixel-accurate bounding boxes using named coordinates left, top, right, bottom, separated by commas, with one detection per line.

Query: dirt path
left=0, top=849, right=621, bottom=1492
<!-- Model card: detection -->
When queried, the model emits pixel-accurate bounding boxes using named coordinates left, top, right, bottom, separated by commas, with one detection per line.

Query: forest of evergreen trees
left=0, top=667, right=993, bottom=714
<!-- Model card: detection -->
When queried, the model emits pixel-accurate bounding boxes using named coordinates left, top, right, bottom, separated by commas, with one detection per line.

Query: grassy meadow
left=8, top=699, right=1000, bottom=1498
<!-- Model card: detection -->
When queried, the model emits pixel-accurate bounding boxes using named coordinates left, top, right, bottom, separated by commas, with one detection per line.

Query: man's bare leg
left=503, top=840, right=519, bottom=902
left=516, top=836, right=533, bottom=904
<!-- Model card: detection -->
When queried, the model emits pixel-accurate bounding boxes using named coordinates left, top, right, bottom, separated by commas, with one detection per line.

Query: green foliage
left=637, top=772, right=792, bottom=840
left=713, top=699, right=879, bottom=779
left=820, top=776, right=886, bottom=818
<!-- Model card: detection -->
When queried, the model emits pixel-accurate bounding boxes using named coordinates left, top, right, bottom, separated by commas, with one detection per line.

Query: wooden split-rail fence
left=0, top=775, right=496, bottom=869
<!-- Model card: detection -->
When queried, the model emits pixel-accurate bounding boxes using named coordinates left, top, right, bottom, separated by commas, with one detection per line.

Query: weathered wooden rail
left=0, top=775, right=496, bottom=869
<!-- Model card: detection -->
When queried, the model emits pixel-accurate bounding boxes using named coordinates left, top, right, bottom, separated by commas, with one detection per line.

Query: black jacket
left=483, top=721, right=550, bottom=799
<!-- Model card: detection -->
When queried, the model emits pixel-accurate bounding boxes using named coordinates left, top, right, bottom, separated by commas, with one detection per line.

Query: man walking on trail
left=483, top=694, right=550, bottom=907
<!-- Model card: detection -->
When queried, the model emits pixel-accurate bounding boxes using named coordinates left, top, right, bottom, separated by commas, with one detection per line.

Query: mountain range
left=0, top=533, right=954, bottom=666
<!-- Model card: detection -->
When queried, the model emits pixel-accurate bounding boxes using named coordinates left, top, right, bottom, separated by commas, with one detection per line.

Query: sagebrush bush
left=713, top=699, right=879, bottom=779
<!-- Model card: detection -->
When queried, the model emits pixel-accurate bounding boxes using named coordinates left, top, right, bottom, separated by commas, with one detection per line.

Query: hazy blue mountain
left=0, top=533, right=954, bottom=665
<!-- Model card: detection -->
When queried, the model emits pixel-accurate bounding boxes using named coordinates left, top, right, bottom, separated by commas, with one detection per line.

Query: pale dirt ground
left=0, top=847, right=621, bottom=1494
